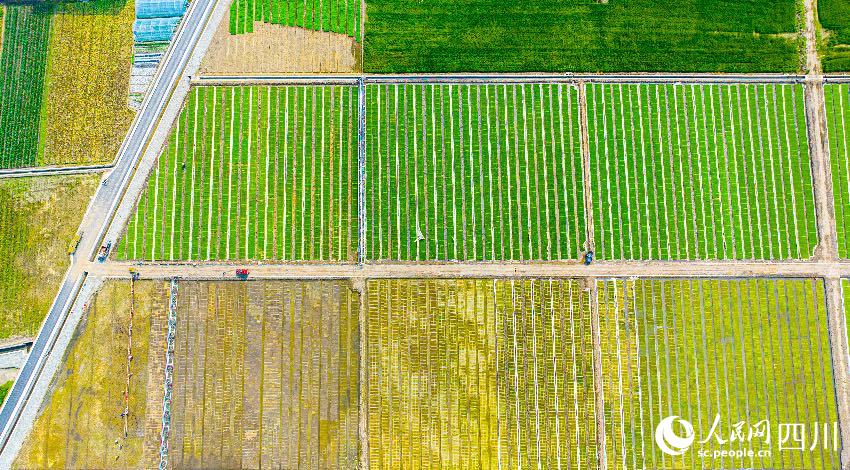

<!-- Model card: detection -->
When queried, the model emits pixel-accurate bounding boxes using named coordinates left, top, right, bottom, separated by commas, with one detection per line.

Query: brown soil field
left=168, top=280, right=360, bottom=468
left=200, top=21, right=361, bottom=75
left=14, top=280, right=170, bottom=469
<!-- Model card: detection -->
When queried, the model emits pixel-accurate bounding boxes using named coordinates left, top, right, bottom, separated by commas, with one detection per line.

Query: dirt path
left=802, top=3, right=850, bottom=465
left=89, top=259, right=850, bottom=280
left=824, top=278, right=850, bottom=469
left=803, top=0, right=838, bottom=261
left=578, top=81, right=595, bottom=253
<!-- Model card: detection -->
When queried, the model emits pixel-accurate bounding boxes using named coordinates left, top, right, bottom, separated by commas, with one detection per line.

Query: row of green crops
left=115, top=85, right=359, bottom=262
left=0, top=5, right=51, bottom=168
left=588, top=83, right=817, bottom=261
left=365, top=83, right=585, bottom=262
left=599, top=278, right=839, bottom=470
left=229, top=0, right=360, bottom=40
left=119, top=83, right=833, bottom=263
left=825, top=84, right=850, bottom=258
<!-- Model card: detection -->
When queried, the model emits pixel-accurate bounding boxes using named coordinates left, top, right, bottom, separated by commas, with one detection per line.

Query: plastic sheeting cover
left=133, top=17, right=181, bottom=43
left=136, top=0, right=187, bottom=20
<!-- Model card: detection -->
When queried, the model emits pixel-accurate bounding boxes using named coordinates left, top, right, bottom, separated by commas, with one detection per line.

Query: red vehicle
left=235, top=269, right=249, bottom=279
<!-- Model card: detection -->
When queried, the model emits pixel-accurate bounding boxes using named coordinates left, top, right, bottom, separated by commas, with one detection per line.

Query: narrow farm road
left=87, top=259, right=850, bottom=280
left=803, top=1, right=850, bottom=467
left=578, top=81, right=595, bottom=253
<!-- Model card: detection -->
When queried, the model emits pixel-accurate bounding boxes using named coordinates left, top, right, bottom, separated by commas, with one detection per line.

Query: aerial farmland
left=2, top=0, right=850, bottom=469
left=0, top=0, right=134, bottom=169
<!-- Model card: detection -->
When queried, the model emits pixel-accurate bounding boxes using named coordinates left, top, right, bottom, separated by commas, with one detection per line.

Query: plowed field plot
left=169, top=281, right=359, bottom=468
left=15, top=281, right=169, bottom=469
left=588, top=83, right=816, bottom=260
left=116, top=85, right=358, bottom=262
left=367, top=279, right=597, bottom=469
left=365, top=83, right=586, bottom=262
left=825, top=84, right=850, bottom=258
left=598, top=278, right=839, bottom=470
left=230, top=0, right=360, bottom=39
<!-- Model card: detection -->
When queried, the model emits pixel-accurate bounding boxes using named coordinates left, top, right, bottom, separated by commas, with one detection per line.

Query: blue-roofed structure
left=136, top=0, right=188, bottom=19
left=133, top=17, right=182, bottom=43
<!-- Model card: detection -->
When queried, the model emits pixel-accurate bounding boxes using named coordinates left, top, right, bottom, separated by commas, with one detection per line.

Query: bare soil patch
left=201, top=21, right=361, bottom=75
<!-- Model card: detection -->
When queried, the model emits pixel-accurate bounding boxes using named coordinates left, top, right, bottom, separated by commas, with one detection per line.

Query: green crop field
left=364, top=0, right=801, bottom=73
left=588, top=83, right=816, bottom=261
left=599, top=278, right=839, bottom=470
left=825, top=84, right=850, bottom=258
left=365, top=83, right=586, bottom=261
left=229, top=0, right=360, bottom=39
left=0, top=5, right=50, bottom=168
left=819, top=0, right=850, bottom=72
left=367, top=279, right=597, bottom=469
left=116, top=85, right=359, bottom=262
left=0, top=0, right=134, bottom=169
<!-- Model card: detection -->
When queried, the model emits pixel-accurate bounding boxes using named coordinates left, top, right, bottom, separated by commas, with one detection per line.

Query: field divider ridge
left=578, top=81, right=594, bottom=254
left=193, top=74, right=808, bottom=86
left=358, top=79, right=367, bottom=264
left=824, top=277, right=850, bottom=469
left=588, top=278, right=607, bottom=468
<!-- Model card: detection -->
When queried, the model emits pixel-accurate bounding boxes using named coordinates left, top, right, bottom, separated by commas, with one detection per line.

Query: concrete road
left=0, top=0, right=220, bottom=453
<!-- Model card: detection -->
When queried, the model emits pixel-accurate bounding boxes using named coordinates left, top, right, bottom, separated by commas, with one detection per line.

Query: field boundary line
left=356, top=279, right=368, bottom=470
left=89, top=260, right=850, bottom=279
left=357, top=79, right=366, bottom=264
left=0, top=164, right=113, bottom=179
left=578, top=82, right=594, bottom=254
left=824, top=277, right=850, bottom=469
left=589, top=278, right=607, bottom=468
left=192, top=74, right=810, bottom=87
left=158, top=278, right=179, bottom=470
left=807, top=80, right=840, bottom=261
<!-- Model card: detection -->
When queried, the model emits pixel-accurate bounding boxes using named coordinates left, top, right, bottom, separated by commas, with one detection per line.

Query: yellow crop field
left=39, top=1, right=135, bottom=166
left=0, top=174, right=99, bottom=341
left=15, top=280, right=169, bottom=469
left=367, top=279, right=597, bottom=469
left=598, top=278, right=839, bottom=470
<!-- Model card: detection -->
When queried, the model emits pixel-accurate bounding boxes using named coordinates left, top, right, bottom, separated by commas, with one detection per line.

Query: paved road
left=0, top=0, right=220, bottom=453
